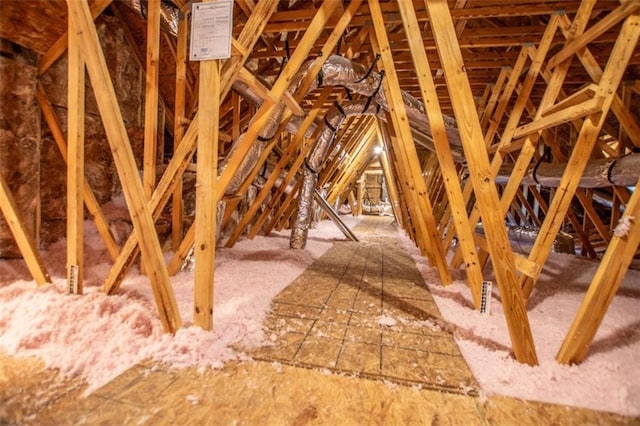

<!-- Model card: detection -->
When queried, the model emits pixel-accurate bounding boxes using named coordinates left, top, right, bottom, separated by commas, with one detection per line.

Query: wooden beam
left=521, top=12, right=640, bottom=297
left=103, top=0, right=280, bottom=292
left=512, top=95, right=603, bottom=140
left=540, top=83, right=599, bottom=116
left=348, top=189, right=358, bottom=217
left=237, top=67, right=304, bottom=116
left=556, top=178, right=640, bottom=364
left=143, top=0, right=161, bottom=202
left=398, top=0, right=484, bottom=304
left=483, top=47, right=530, bottom=145
left=67, top=0, right=181, bottom=333
left=378, top=146, right=402, bottom=225
left=168, top=0, right=340, bottom=270
left=172, top=10, right=189, bottom=249
left=479, top=66, right=510, bottom=131
left=67, top=5, right=85, bottom=294
left=0, top=174, right=51, bottom=286
left=369, top=0, right=452, bottom=285
left=556, top=13, right=640, bottom=149
left=242, top=87, right=334, bottom=242
left=425, top=0, right=537, bottom=365
left=193, top=57, right=220, bottom=330
left=547, top=1, right=640, bottom=69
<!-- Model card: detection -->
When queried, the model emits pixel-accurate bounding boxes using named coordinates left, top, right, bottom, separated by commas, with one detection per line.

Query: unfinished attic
left=1, top=0, right=639, bottom=423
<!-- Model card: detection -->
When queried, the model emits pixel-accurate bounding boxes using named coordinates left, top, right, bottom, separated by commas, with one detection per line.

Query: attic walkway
left=253, top=215, right=478, bottom=394
left=1, top=216, right=635, bottom=424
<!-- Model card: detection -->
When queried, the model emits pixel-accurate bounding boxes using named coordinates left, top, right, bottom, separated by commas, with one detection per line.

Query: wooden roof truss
left=0, top=0, right=638, bottom=365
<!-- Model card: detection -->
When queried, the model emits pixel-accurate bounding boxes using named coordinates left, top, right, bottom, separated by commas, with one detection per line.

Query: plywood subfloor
left=3, top=352, right=636, bottom=425
left=1, top=216, right=638, bottom=425
left=252, top=217, right=477, bottom=395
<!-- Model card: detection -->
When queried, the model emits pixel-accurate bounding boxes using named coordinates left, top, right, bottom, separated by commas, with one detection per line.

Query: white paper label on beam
left=189, top=0, right=233, bottom=61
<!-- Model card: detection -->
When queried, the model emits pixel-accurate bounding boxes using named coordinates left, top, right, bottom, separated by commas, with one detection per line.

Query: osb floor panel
left=1, top=216, right=638, bottom=425
left=252, top=217, right=477, bottom=395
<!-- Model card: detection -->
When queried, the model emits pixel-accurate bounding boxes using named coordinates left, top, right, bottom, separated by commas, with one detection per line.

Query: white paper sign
left=190, top=0, right=233, bottom=61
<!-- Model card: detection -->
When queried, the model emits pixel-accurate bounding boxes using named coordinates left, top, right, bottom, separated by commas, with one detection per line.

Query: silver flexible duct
left=475, top=224, right=575, bottom=254
left=316, top=55, right=464, bottom=161
left=290, top=100, right=380, bottom=248
left=496, top=153, right=640, bottom=188
left=228, top=54, right=639, bottom=249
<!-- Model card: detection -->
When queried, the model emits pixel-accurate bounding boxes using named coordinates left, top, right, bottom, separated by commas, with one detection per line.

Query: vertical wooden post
left=139, top=0, right=161, bottom=276
left=67, top=4, right=85, bottom=294
left=356, top=178, right=364, bottom=216
left=143, top=0, right=161, bottom=201
left=194, top=57, right=220, bottom=330
left=172, top=9, right=189, bottom=249
left=424, top=0, right=537, bottom=364
left=67, top=0, right=181, bottom=333
left=378, top=145, right=402, bottom=225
